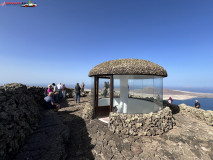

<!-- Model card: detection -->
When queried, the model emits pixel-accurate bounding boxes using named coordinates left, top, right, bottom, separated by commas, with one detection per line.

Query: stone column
left=120, top=75, right=129, bottom=113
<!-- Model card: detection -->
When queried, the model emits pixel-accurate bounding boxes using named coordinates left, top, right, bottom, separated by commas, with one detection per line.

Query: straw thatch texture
left=88, top=59, right=167, bottom=77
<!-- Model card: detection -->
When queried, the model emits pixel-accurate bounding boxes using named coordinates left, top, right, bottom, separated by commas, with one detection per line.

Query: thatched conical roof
left=88, top=59, right=167, bottom=77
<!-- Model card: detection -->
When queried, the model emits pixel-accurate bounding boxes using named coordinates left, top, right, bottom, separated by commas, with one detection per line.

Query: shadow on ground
left=15, top=98, right=94, bottom=160
left=58, top=110, right=95, bottom=160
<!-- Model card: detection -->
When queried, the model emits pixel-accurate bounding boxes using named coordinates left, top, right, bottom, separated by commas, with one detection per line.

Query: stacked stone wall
left=82, top=102, right=95, bottom=120
left=0, top=83, right=45, bottom=160
left=179, top=103, right=213, bottom=126
left=108, top=107, right=175, bottom=136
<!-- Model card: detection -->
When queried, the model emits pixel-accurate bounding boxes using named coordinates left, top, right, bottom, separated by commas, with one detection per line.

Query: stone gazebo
left=88, top=59, right=175, bottom=136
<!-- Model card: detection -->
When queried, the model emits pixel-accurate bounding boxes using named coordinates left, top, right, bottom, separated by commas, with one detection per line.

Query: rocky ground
left=15, top=96, right=213, bottom=160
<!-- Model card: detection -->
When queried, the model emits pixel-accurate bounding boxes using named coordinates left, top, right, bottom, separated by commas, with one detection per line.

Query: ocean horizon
left=1, top=83, right=213, bottom=110
left=173, top=98, right=213, bottom=111
left=1, top=83, right=213, bottom=93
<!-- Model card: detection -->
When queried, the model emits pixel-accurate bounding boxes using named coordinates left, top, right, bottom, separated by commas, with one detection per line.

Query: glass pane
left=98, top=78, right=110, bottom=106
left=90, top=77, right=94, bottom=106
left=113, top=78, right=120, bottom=112
left=154, top=76, right=163, bottom=112
left=128, top=79, right=134, bottom=97
left=113, top=79, right=120, bottom=98
left=112, top=75, right=163, bottom=114
left=142, top=78, right=154, bottom=101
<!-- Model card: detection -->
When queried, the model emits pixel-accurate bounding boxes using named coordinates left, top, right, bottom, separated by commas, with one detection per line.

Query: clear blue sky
left=0, top=0, right=213, bottom=88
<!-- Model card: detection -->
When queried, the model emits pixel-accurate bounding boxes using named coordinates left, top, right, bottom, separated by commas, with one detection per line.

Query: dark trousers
left=54, top=94, right=59, bottom=103
left=58, top=89, right=62, bottom=98
left=76, top=93, right=80, bottom=103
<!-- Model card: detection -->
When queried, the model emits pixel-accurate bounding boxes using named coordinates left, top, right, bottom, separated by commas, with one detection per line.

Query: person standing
left=57, top=82, right=63, bottom=99
left=62, top=84, right=66, bottom=99
left=75, top=83, right=81, bottom=104
left=194, top=100, right=200, bottom=109
left=81, top=82, right=85, bottom=93
left=52, top=83, right=58, bottom=92
left=52, top=83, right=59, bottom=103
left=168, top=97, right=173, bottom=104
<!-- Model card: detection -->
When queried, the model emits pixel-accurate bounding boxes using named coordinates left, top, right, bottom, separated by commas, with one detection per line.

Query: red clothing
left=168, top=97, right=173, bottom=104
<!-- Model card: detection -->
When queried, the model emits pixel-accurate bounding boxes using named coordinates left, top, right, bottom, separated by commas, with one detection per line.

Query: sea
left=168, top=87, right=213, bottom=111
left=173, top=98, right=213, bottom=111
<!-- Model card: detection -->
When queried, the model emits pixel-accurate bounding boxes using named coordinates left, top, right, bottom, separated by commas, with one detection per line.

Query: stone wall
left=65, top=88, right=89, bottom=98
left=82, top=102, right=95, bottom=120
left=179, top=103, right=213, bottom=126
left=163, top=100, right=180, bottom=114
left=0, top=83, right=45, bottom=160
left=108, top=107, right=175, bottom=136
left=65, top=88, right=74, bottom=98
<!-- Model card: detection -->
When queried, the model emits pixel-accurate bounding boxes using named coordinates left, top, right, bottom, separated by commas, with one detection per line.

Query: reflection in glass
left=90, top=77, right=94, bottom=106
left=113, top=75, right=163, bottom=114
left=98, top=78, right=110, bottom=106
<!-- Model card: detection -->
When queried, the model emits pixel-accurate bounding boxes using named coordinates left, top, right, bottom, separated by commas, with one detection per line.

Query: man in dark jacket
left=75, top=83, right=81, bottom=104
left=194, top=100, right=200, bottom=109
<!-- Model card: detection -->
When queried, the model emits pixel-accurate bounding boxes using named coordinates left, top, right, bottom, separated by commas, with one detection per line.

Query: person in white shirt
left=57, top=83, right=63, bottom=99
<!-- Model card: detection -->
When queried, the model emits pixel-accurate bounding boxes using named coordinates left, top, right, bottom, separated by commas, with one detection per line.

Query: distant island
left=87, top=87, right=213, bottom=100
left=163, top=88, right=213, bottom=100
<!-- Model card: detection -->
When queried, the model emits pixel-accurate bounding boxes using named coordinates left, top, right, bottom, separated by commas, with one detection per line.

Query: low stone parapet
left=179, top=104, right=213, bottom=126
left=108, top=107, right=175, bottom=136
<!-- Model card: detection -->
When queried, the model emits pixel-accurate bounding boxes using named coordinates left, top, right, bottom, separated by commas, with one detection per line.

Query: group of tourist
left=44, top=82, right=66, bottom=111
left=44, top=82, right=85, bottom=111
left=46, top=83, right=66, bottom=102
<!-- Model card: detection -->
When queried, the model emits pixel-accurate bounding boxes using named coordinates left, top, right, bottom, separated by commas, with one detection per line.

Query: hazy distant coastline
left=163, top=88, right=213, bottom=100
left=1, top=83, right=213, bottom=101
